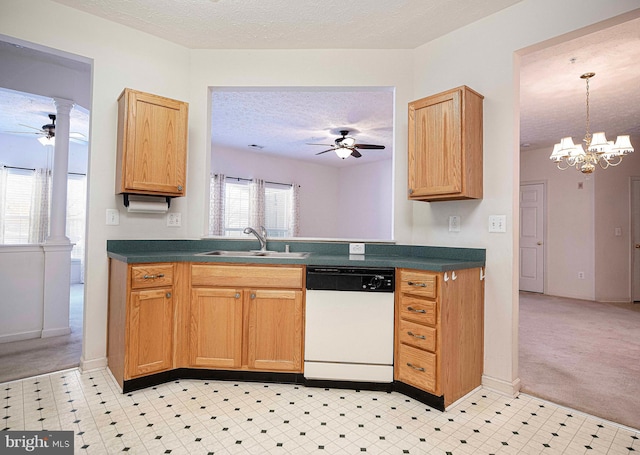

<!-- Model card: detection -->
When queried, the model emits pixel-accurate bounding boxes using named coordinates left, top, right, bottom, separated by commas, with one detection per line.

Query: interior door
left=519, top=183, right=545, bottom=293
left=633, top=178, right=640, bottom=302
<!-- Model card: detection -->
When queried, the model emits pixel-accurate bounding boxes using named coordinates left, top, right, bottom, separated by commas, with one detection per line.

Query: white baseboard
left=0, top=330, right=41, bottom=344
left=482, top=374, right=521, bottom=397
left=41, top=327, right=71, bottom=338
left=80, top=356, right=108, bottom=372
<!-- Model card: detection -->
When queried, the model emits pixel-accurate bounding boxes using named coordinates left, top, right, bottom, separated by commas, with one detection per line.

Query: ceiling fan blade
left=2, top=130, right=41, bottom=135
left=351, top=150, right=362, bottom=158
left=315, top=148, right=335, bottom=155
left=354, top=143, right=385, bottom=149
left=18, top=124, right=45, bottom=132
left=306, top=143, right=334, bottom=146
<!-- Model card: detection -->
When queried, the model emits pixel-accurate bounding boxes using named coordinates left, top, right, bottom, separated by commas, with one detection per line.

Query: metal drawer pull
left=407, top=281, right=426, bottom=287
left=407, top=306, right=426, bottom=314
left=165, top=292, right=171, bottom=298
left=407, top=331, right=426, bottom=340
left=143, top=273, right=165, bottom=279
left=235, top=293, right=241, bottom=299
left=406, top=362, right=425, bottom=372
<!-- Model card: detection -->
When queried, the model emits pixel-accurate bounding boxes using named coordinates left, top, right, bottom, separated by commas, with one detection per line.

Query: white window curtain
left=291, top=183, right=300, bottom=237
left=209, top=173, right=226, bottom=236
left=29, top=168, right=51, bottom=244
left=249, top=178, right=265, bottom=230
left=0, top=166, right=7, bottom=243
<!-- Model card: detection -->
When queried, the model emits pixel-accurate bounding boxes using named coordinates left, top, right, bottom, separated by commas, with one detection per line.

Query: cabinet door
left=247, top=289, right=303, bottom=372
left=190, top=288, right=243, bottom=368
left=120, top=89, right=188, bottom=195
left=408, top=89, right=462, bottom=198
left=128, top=288, right=174, bottom=377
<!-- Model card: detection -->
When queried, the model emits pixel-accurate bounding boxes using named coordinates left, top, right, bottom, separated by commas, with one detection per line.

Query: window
left=210, top=175, right=298, bottom=238
left=1, top=168, right=34, bottom=244
left=0, top=167, right=86, bottom=261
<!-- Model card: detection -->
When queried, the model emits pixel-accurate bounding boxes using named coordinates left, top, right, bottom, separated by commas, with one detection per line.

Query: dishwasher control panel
left=306, top=266, right=395, bottom=292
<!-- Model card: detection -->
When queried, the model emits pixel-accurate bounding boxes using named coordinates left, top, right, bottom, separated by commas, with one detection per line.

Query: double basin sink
left=197, top=250, right=310, bottom=259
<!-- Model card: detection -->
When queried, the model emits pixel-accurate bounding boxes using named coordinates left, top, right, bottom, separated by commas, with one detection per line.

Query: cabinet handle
left=235, top=293, right=241, bottom=299
left=143, top=273, right=165, bottom=279
left=406, top=362, right=425, bottom=372
left=165, top=292, right=172, bottom=298
left=177, top=185, right=183, bottom=191
left=407, top=281, right=426, bottom=287
left=408, top=188, right=414, bottom=195
left=250, top=293, right=256, bottom=299
left=407, top=331, right=426, bottom=340
left=407, top=306, right=426, bottom=314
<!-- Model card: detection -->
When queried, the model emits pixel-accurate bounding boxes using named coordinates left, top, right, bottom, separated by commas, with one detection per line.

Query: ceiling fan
left=3, top=114, right=87, bottom=143
left=307, top=130, right=385, bottom=159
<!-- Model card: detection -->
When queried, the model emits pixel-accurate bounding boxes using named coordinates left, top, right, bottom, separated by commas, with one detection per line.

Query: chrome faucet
left=243, top=226, right=268, bottom=251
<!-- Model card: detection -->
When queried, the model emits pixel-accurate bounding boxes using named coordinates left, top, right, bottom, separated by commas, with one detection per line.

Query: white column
left=47, top=97, right=74, bottom=243
left=42, top=97, right=74, bottom=338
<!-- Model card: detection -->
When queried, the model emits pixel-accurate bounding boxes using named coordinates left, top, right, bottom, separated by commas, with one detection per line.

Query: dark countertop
left=107, top=239, right=485, bottom=272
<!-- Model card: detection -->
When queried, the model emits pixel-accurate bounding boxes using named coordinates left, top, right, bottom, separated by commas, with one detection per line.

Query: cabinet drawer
left=397, top=344, right=437, bottom=393
left=399, top=270, right=437, bottom=298
left=191, top=264, right=303, bottom=289
left=398, top=296, right=437, bottom=325
left=398, top=319, right=436, bottom=352
left=131, top=264, right=174, bottom=289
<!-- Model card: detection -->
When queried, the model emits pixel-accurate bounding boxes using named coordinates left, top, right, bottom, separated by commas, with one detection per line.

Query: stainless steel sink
left=197, top=250, right=310, bottom=258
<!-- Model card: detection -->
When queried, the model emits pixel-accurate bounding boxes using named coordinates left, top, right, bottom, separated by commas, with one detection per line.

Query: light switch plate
left=488, top=215, right=507, bottom=233
left=349, top=243, right=365, bottom=254
left=106, top=209, right=119, bottom=226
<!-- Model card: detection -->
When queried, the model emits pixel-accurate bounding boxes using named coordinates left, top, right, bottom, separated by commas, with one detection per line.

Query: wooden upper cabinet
left=408, top=86, right=483, bottom=201
left=116, top=88, right=188, bottom=197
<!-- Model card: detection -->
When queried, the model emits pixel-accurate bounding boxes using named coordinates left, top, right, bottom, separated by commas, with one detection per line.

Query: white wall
left=0, top=133, right=88, bottom=174
left=410, top=0, right=640, bottom=393
left=521, top=146, right=595, bottom=300
left=337, top=159, right=393, bottom=239
left=2, top=0, right=638, bottom=392
left=0, top=246, right=44, bottom=342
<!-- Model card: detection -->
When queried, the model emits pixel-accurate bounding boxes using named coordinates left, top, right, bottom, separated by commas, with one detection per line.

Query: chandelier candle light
left=549, top=72, right=634, bottom=174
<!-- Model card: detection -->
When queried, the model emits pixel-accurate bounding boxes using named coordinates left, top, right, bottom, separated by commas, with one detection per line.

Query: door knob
left=635, top=244, right=640, bottom=249
left=537, top=241, right=543, bottom=245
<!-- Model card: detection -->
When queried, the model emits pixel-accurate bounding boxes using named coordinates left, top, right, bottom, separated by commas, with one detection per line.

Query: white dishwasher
left=304, top=266, right=395, bottom=383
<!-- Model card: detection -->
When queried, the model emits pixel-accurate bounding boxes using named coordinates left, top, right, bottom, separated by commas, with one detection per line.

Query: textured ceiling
left=211, top=88, right=394, bottom=168
left=49, top=0, right=524, bottom=49
left=519, top=16, right=640, bottom=152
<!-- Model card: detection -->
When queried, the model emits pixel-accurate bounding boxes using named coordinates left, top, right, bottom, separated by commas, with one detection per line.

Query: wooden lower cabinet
left=108, top=260, right=180, bottom=390
left=190, top=287, right=243, bottom=368
left=128, top=288, right=174, bottom=376
left=190, top=264, right=304, bottom=373
left=394, top=267, right=484, bottom=408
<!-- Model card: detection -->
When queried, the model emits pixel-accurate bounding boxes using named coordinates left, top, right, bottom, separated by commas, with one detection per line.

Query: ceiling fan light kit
left=308, top=129, right=385, bottom=160
left=549, top=72, right=634, bottom=174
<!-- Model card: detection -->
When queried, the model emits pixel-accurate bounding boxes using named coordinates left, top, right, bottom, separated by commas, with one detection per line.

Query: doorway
left=519, top=182, right=545, bottom=293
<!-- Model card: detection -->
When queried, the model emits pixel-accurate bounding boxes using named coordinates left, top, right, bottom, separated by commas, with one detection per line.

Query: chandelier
left=549, top=72, right=634, bottom=174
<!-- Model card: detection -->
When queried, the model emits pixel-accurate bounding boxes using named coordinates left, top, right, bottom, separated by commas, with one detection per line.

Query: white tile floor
left=1, top=368, right=638, bottom=454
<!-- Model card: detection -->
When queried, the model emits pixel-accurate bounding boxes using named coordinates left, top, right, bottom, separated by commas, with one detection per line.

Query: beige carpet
left=0, top=284, right=83, bottom=383
left=519, top=291, right=640, bottom=430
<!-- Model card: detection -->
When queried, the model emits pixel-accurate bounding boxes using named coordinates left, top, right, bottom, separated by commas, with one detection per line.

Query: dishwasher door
left=304, top=289, right=394, bottom=382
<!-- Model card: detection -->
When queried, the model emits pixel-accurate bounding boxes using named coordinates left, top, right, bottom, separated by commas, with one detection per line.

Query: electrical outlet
left=167, top=212, right=181, bottom=227
left=578, top=272, right=585, bottom=279
left=488, top=215, right=507, bottom=233
left=349, top=243, right=365, bottom=255
left=106, top=209, right=119, bottom=226
left=448, top=215, right=461, bottom=232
